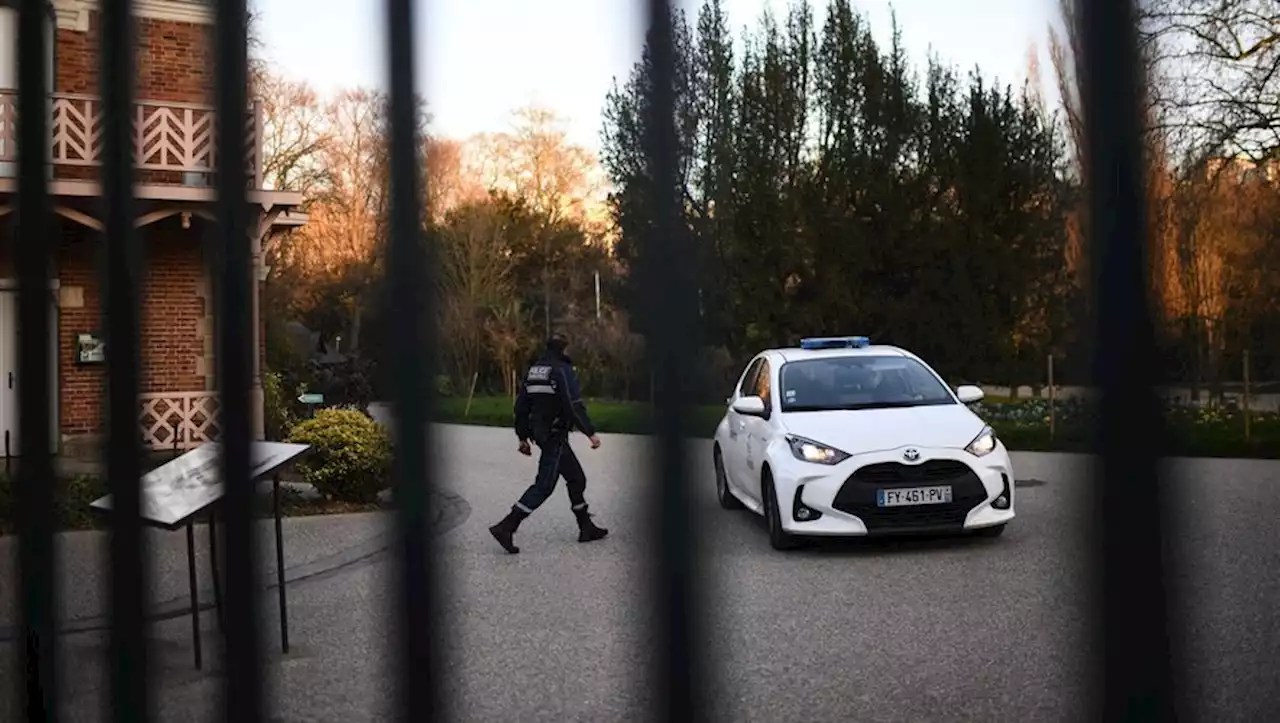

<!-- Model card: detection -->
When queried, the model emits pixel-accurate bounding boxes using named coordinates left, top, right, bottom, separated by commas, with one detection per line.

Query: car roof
left=765, top=344, right=914, bottom=364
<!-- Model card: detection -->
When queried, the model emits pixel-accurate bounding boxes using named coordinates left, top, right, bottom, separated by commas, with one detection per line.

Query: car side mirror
left=956, top=385, right=984, bottom=404
left=732, top=395, right=767, bottom=416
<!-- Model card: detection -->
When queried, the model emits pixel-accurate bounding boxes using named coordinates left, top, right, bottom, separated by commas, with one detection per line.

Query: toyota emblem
left=903, top=448, right=920, bottom=462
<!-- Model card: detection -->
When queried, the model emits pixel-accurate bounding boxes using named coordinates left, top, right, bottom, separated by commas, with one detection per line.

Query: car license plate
left=877, top=486, right=953, bottom=507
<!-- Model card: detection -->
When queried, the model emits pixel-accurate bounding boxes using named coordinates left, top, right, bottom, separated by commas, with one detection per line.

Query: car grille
left=831, top=459, right=987, bottom=532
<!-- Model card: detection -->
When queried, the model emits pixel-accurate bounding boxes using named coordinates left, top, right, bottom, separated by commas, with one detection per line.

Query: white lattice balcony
left=139, top=391, right=222, bottom=452
left=0, top=91, right=264, bottom=189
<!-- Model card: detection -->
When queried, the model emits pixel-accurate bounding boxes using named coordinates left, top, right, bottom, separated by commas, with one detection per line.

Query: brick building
left=0, top=0, right=306, bottom=457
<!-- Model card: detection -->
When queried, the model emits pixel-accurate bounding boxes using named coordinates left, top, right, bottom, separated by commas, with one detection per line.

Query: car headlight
left=785, top=435, right=851, bottom=465
left=965, top=426, right=997, bottom=457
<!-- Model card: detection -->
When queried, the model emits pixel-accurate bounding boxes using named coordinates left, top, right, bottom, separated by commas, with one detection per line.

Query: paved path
left=4, top=424, right=1280, bottom=721
left=0, top=510, right=401, bottom=632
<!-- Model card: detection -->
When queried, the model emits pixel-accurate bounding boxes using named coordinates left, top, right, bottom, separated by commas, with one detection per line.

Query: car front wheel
left=763, top=471, right=799, bottom=551
left=714, top=447, right=743, bottom=510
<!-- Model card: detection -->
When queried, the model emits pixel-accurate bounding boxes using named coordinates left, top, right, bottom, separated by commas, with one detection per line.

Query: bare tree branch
left=1140, top=0, right=1280, bottom=162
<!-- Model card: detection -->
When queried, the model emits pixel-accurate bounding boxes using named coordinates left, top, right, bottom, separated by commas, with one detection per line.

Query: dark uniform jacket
left=514, top=350, right=597, bottom=442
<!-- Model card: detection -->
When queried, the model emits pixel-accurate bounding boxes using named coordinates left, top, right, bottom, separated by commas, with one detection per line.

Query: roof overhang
left=272, top=208, right=309, bottom=227
left=51, top=0, right=214, bottom=31
left=0, top=186, right=309, bottom=236
left=0, top=179, right=303, bottom=207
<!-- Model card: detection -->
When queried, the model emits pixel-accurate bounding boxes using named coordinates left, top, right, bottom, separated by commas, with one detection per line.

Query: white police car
left=712, top=336, right=1015, bottom=550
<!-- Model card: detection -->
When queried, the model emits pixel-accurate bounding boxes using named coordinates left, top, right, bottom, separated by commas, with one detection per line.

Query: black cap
left=546, top=332, right=568, bottom=354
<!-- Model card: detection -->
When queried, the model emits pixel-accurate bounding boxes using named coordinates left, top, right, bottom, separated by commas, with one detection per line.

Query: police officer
left=488, top=332, right=608, bottom=554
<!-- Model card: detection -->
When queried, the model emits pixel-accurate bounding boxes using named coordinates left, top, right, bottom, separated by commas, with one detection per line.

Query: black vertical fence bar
left=383, top=0, right=440, bottom=719
left=14, top=0, right=58, bottom=720
left=1078, top=0, right=1181, bottom=720
left=639, top=0, right=706, bottom=719
left=98, top=0, right=152, bottom=718
left=211, top=0, right=264, bottom=719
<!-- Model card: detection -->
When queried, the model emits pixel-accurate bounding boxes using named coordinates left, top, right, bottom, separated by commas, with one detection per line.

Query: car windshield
left=778, top=355, right=957, bottom=412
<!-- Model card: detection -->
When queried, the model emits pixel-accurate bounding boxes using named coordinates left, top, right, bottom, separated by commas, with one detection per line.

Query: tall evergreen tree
left=601, top=0, right=1074, bottom=383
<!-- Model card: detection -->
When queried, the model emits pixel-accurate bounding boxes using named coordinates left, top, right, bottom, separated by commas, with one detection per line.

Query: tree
left=425, top=136, right=487, bottom=222
left=477, top=106, right=604, bottom=227
left=266, top=87, right=429, bottom=352
left=1050, top=0, right=1280, bottom=390
left=254, top=69, right=335, bottom=369
left=1141, top=0, right=1280, bottom=162
left=600, top=2, right=710, bottom=346
left=485, top=297, right=537, bottom=397
left=467, top=106, right=610, bottom=335
left=437, top=199, right=518, bottom=388
left=1049, top=0, right=1185, bottom=378
left=253, top=70, right=332, bottom=200
left=602, top=0, right=1074, bottom=385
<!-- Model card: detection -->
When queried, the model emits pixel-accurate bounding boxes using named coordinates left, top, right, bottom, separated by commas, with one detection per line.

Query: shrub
left=297, top=355, right=376, bottom=411
left=55, top=474, right=109, bottom=531
left=0, top=473, right=108, bottom=536
left=263, top=369, right=298, bottom=441
left=287, top=407, right=392, bottom=503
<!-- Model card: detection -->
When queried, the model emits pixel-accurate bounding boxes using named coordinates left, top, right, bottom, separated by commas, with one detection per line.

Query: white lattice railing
left=0, top=91, right=263, bottom=187
left=138, top=392, right=222, bottom=451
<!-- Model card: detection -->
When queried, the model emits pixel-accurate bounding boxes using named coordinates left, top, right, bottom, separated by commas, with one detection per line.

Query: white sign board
left=90, top=441, right=310, bottom=529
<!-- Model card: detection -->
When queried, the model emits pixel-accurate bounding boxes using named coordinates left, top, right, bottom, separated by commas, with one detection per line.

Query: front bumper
left=770, top=442, right=1015, bottom=536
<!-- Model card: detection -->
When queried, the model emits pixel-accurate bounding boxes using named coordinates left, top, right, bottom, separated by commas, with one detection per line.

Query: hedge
left=434, top=395, right=1280, bottom=460
left=435, top=395, right=725, bottom=438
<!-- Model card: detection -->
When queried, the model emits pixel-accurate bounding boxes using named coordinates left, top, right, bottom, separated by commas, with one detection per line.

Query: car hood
left=780, top=404, right=987, bottom=455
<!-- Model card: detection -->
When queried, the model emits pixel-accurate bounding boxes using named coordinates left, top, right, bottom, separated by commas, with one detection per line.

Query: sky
left=252, top=0, right=1062, bottom=151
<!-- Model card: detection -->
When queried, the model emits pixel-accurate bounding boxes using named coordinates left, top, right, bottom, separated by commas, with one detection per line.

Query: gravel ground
left=3, top=424, right=1280, bottom=722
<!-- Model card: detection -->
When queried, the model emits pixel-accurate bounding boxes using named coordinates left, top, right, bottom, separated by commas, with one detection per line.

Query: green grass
left=436, top=394, right=1280, bottom=460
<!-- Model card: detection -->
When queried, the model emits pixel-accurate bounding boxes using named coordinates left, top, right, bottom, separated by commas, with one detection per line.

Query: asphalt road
left=7, top=424, right=1280, bottom=722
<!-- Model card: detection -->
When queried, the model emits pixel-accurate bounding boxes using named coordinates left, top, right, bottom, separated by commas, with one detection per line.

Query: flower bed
left=969, top=397, right=1280, bottom=458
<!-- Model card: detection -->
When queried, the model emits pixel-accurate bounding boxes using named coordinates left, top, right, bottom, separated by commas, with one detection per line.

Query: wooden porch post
left=249, top=213, right=267, bottom=441
left=250, top=249, right=264, bottom=440
left=250, top=208, right=282, bottom=440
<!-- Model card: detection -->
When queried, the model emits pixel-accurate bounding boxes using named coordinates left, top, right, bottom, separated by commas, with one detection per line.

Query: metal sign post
left=89, top=441, right=311, bottom=669
left=298, top=392, right=324, bottom=421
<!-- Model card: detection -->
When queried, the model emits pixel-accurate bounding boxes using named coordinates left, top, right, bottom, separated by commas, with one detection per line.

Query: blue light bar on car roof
left=799, top=336, right=871, bottom=350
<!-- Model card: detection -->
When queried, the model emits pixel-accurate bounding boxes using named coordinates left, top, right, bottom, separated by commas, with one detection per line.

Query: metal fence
left=6, top=0, right=1176, bottom=720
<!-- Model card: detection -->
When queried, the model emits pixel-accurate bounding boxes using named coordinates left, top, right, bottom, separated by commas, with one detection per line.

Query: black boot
left=574, top=506, right=608, bottom=543
left=489, top=507, right=529, bottom=554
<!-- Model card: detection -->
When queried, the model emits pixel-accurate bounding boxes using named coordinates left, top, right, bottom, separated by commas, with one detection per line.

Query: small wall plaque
left=76, top=332, right=105, bottom=365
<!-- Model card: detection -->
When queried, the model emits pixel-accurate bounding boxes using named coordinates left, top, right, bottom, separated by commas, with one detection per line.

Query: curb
left=0, top=488, right=471, bottom=642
